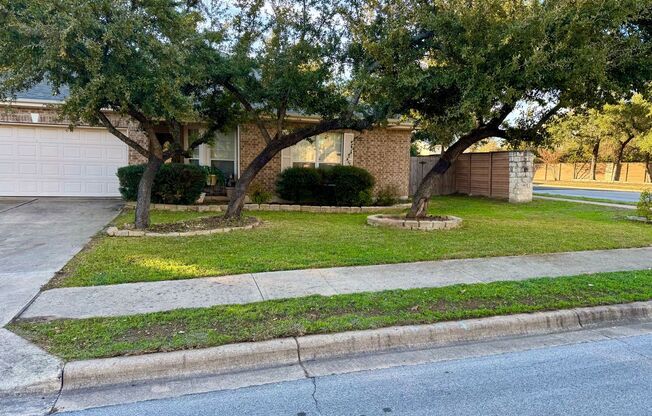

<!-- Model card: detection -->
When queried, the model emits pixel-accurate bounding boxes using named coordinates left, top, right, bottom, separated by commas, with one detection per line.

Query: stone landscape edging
left=56, top=301, right=652, bottom=393
left=124, top=201, right=411, bottom=213
left=106, top=219, right=261, bottom=237
left=367, top=214, right=463, bottom=231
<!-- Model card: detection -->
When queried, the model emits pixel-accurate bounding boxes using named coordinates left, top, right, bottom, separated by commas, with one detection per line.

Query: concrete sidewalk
left=21, top=247, right=652, bottom=320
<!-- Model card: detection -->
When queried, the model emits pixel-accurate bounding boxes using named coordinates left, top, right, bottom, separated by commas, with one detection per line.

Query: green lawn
left=13, top=269, right=652, bottom=361
left=54, top=196, right=652, bottom=288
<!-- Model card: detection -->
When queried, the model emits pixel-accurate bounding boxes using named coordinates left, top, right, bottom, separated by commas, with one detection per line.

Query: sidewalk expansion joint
left=250, top=274, right=265, bottom=301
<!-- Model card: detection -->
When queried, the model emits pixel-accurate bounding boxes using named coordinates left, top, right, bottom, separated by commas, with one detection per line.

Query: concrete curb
left=57, top=301, right=652, bottom=392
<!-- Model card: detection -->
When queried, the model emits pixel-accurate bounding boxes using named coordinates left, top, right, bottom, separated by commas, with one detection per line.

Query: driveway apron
left=0, top=197, right=122, bottom=410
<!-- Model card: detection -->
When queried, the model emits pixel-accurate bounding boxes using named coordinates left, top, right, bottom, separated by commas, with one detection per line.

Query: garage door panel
left=19, top=163, right=38, bottom=175
left=42, top=181, right=62, bottom=194
left=40, top=129, right=63, bottom=141
left=0, top=145, right=13, bottom=156
left=17, top=128, right=36, bottom=139
left=0, top=163, right=15, bottom=174
left=39, top=144, right=60, bottom=158
left=0, top=125, right=128, bottom=196
left=63, top=182, right=83, bottom=194
left=63, top=146, right=81, bottom=159
left=18, top=144, right=37, bottom=157
left=19, top=181, right=38, bottom=193
left=83, top=146, right=105, bottom=159
left=41, top=163, right=61, bottom=176
left=85, top=165, right=105, bottom=177
left=84, top=182, right=105, bottom=194
left=63, top=164, right=82, bottom=176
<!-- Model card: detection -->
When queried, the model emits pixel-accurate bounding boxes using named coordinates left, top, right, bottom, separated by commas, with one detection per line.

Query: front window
left=292, top=133, right=343, bottom=168
left=210, top=131, right=237, bottom=179
left=187, top=129, right=201, bottom=166
left=186, top=128, right=237, bottom=178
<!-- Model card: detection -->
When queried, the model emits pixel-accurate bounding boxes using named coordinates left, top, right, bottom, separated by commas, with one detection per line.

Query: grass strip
left=11, top=269, right=652, bottom=361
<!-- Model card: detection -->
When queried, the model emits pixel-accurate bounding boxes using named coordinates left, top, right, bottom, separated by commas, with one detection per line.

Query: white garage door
left=0, top=125, right=128, bottom=196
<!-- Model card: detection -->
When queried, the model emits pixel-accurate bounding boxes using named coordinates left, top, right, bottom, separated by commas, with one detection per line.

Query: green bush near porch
left=276, top=165, right=375, bottom=206
left=117, top=163, right=207, bottom=205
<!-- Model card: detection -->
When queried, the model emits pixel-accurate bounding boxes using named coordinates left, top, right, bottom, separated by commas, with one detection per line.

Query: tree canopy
left=349, top=0, right=652, bottom=216
left=195, top=0, right=398, bottom=217
left=0, top=0, right=238, bottom=227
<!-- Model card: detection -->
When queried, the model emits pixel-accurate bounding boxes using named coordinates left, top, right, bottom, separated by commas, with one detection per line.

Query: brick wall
left=238, top=123, right=412, bottom=198
left=352, top=129, right=411, bottom=197
left=238, top=123, right=283, bottom=191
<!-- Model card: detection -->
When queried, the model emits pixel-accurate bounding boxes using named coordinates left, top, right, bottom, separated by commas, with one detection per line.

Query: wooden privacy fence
left=410, top=152, right=514, bottom=199
left=534, top=162, right=652, bottom=183
left=409, top=156, right=456, bottom=196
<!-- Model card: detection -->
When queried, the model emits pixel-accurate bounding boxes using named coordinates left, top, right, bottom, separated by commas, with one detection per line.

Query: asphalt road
left=533, top=185, right=642, bottom=203
left=59, top=333, right=652, bottom=416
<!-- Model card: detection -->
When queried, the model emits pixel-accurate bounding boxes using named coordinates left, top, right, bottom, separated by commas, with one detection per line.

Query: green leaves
left=351, top=0, right=652, bottom=148
left=0, top=0, right=203, bottom=124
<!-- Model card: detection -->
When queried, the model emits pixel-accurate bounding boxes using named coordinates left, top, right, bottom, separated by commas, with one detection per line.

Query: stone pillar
left=508, top=151, right=534, bottom=203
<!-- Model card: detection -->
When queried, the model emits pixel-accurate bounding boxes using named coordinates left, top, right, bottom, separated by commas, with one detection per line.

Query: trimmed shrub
left=276, top=167, right=322, bottom=203
left=116, top=163, right=207, bottom=204
left=154, top=163, right=207, bottom=204
left=323, top=165, right=375, bottom=206
left=276, top=165, right=376, bottom=206
left=638, top=190, right=652, bottom=220
left=116, top=165, right=146, bottom=201
left=375, top=184, right=400, bottom=206
left=249, top=183, right=273, bottom=204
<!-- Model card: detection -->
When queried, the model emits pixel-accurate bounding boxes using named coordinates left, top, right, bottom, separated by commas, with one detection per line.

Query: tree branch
left=96, top=111, right=150, bottom=159
left=222, top=80, right=274, bottom=144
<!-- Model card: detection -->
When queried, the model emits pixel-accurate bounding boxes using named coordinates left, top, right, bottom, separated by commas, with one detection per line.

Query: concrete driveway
left=0, top=197, right=123, bottom=325
left=1, top=198, right=122, bottom=412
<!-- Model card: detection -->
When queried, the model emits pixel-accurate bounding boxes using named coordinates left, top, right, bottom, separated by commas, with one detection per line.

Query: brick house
left=0, top=87, right=412, bottom=199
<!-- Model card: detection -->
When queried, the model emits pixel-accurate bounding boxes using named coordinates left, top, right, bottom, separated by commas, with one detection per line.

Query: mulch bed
left=122, top=216, right=258, bottom=233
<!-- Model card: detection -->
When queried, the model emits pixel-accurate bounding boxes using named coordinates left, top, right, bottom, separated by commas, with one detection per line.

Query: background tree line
left=541, top=93, right=652, bottom=181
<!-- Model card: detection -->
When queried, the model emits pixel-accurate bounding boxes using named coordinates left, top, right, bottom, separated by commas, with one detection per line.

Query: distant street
left=534, top=185, right=642, bottom=203
left=60, top=333, right=652, bottom=416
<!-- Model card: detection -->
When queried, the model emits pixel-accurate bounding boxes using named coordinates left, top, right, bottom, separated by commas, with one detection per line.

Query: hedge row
left=276, top=166, right=375, bottom=206
left=117, top=163, right=206, bottom=205
left=117, top=164, right=381, bottom=207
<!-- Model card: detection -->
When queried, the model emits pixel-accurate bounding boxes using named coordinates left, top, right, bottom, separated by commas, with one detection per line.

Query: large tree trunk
left=224, top=143, right=282, bottom=219
left=408, top=159, right=454, bottom=218
left=135, top=155, right=163, bottom=229
left=645, top=153, right=651, bottom=183
left=408, top=127, right=497, bottom=218
left=590, top=140, right=600, bottom=181
left=134, top=133, right=164, bottom=229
